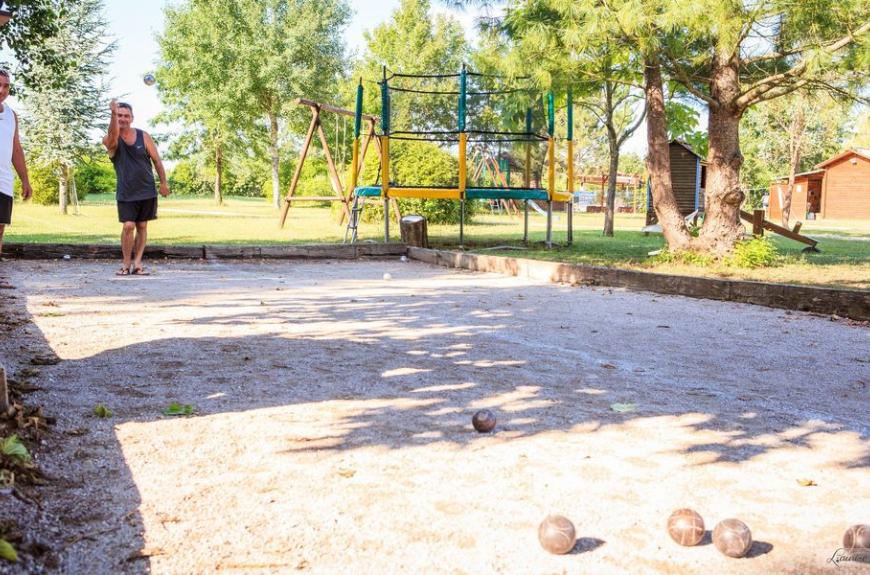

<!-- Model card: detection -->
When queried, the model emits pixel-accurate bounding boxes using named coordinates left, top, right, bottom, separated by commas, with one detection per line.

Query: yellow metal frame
left=388, top=187, right=461, bottom=199
left=349, top=137, right=360, bottom=193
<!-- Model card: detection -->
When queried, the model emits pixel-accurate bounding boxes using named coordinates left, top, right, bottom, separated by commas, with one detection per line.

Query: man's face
left=117, top=106, right=133, bottom=129
left=0, top=76, right=10, bottom=104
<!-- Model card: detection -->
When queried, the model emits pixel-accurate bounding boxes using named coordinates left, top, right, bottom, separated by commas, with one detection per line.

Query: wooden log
left=753, top=209, right=764, bottom=236
left=0, top=364, right=7, bottom=413
left=400, top=215, right=428, bottom=248
left=739, top=210, right=817, bottom=247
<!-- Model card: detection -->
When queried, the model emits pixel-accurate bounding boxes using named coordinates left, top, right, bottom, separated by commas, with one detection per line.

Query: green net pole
left=354, top=80, right=363, bottom=139
left=547, top=91, right=555, bottom=137
left=458, top=64, right=467, bottom=132
left=567, top=88, right=573, bottom=141
left=525, top=107, right=533, bottom=135
left=380, top=66, right=390, bottom=134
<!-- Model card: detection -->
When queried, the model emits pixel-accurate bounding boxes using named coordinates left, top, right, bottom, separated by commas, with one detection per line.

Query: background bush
left=351, top=140, right=478, bottom=225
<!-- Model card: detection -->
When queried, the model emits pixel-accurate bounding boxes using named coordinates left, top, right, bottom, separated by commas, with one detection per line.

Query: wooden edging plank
left=3, top=243, right=408, bottom=261
left=407, top=247, right=870, bottom=321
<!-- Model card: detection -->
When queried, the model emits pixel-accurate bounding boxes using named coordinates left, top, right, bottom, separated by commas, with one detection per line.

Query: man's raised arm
left=102, top=99, right=119, bottom=156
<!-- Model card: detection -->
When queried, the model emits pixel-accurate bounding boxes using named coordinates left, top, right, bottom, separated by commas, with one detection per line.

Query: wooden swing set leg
left=279, top=110, right=319, bottom=229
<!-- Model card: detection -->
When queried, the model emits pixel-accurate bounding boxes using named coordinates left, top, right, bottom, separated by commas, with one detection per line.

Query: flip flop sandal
left=116, top=267, right=131, bottom=276
left=132, top=267, right=151, bottom=276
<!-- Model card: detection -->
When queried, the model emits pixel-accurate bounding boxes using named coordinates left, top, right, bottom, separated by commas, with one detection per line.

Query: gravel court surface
left=0, top=258, right=868, bottom=574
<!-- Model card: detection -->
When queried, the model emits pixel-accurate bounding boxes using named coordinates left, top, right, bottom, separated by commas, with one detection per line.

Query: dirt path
left=0, top=259, right=868, bottom=574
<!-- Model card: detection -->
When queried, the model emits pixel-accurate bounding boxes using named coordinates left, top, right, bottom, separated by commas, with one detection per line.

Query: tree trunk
left=603, top=137, right=619, bottom=236
left=59, top=165, right=68, bottom=215
left=697, top=56, right=746, bottom=256
left=781, top=102, right=806, bottom=227
left=269, top=111, right=281, bottom=209
left=644, top=56, right=692, bottom=250
left=214, top=144, right=223, bottom=206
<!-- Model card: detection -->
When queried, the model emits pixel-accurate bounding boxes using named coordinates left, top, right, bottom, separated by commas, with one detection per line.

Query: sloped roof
left=771, top=169, right=825, bottom=182
left=815, top=149, right=870, bottom=169
left=669, top=139, right=705, bottom=162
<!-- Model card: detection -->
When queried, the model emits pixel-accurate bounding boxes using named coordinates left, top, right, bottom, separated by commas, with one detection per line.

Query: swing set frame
left=278, top=98, right=382, bottom=229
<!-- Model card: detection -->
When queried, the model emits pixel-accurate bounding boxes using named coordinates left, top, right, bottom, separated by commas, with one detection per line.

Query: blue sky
left=8, top=1, right=645, bottom=154
left=83, top=0, right=489, bottom=131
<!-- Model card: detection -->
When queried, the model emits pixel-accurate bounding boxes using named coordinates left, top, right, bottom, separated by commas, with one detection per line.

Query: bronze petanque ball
left=472, top=409, right=496, bottom=433
left=538, top=514, right=576, bottom=555
left=843, top=524, right=870, bottom=552
left=713, top=518, right=752, bottom=558
left=667, top=508, right=705, bottom=546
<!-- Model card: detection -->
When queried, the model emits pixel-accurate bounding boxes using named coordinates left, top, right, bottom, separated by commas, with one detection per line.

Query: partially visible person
left=102, top=99, right=169, bottom=275
left=0, top=69, right=33, bottom=259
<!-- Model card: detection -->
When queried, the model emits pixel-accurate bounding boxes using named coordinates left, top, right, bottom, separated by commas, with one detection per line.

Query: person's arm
left=102, top=99, right=120, bottom=157
left=144, top=132, right=169, bottom=197
left=12, top=112, right=31, bottom=200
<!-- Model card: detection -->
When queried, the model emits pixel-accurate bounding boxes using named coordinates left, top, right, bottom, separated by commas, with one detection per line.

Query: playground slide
left=528, top=200, right=561, bottom=221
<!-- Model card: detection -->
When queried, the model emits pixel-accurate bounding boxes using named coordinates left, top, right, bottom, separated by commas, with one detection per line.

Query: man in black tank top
left=102, top=100, right=170, bottom=275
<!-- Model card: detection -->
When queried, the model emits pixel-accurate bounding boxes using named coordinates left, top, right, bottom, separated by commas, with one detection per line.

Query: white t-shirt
left=0, top=104, right=15, bottom=197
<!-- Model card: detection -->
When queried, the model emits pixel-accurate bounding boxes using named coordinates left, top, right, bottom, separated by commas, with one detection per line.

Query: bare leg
left=120, top=221, right=135, bottom=270
left=0, top=223, right=5, bottom=257
left=133, top=221, right=148, bottom=270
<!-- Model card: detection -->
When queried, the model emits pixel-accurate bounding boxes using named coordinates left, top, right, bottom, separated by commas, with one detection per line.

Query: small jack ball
left=843, top=524, right=870, bottom=552
left=538, top=515, right=576, bottom=555
left=712, top=518, right=752, bottom=558
left=143, top=73, right=156, bottom=86
left=667, top=508, right=705, bottom=546
left=472, top=409, right=496, bottom=433
left=383, top=272, right=392, bottom=280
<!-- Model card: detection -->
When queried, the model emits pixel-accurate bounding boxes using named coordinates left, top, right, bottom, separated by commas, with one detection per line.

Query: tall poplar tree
left=18, top=0, right=114, bottom=214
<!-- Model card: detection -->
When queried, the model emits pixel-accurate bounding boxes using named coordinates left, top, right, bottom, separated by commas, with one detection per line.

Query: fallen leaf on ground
left=796, top=478, right=817, bottom=487
left=0, top=539, right=17, bottom=562
left=601, top=363, right=616, bottom=369
left=337, top=468, right=356, bottom=478
left=162, top=403, right=195, bottom=417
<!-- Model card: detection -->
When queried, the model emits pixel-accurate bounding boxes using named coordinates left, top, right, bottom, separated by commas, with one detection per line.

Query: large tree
left=158, top=0, right=349, bottom=207
left=0, top=0, right=68, bottom=84
left=486, top=0, right=869, bottom=255
left=496, top=7, right=647, bottom=236
left=17, top=0, right=114, bottom=214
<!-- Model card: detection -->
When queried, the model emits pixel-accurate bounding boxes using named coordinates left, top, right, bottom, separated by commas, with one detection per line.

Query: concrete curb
left=408, top=247, right=870, bottom=321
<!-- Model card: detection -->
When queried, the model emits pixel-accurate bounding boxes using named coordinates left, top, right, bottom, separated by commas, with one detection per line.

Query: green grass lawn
left=6, top=194, right=869, bottom=289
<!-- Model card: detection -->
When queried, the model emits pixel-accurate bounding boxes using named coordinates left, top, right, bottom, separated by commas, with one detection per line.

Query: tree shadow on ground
left=0, top=259, right=867, bottom=573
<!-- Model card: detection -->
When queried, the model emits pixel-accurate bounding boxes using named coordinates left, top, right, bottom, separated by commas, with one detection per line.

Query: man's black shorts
left=0, top=194, right=11, bottom=225
left=117, top=197, right=158, bottom=223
